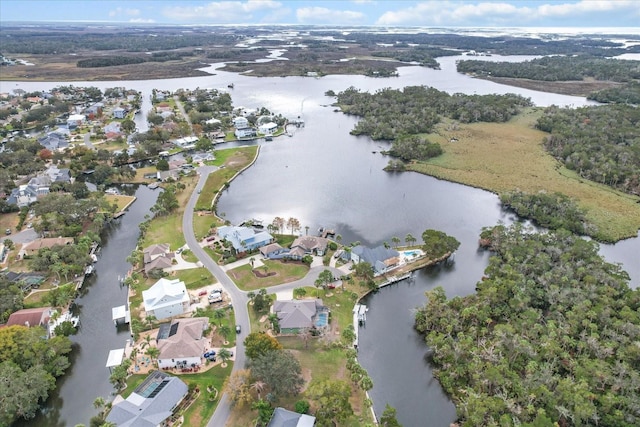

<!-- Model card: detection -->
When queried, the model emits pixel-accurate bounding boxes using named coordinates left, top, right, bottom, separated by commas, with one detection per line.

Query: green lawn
left=226, top=260, right=309, bottom=291
left=175, top=268, right=217, bottom=290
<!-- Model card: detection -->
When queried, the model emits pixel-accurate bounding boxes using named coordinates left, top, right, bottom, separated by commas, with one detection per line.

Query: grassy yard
left=122, top=363, right=233, bottom=427
left=140, top=175, right=197, bottom=249
left=409, top=109, right=640, bottom=242
left=195, top=146, right=258, bottom=212
left=103, top=194, right=137, bottom=212
left=174, top=268, right=217, bottom=290
left=226, top=260, right=309, bottom=291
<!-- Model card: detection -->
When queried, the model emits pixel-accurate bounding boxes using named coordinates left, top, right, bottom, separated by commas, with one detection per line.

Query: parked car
left=5, top=228, right=11, bottom=235
left=235, top=324, right=241, bottom=334
left=203, top=350, right=216, bottom=359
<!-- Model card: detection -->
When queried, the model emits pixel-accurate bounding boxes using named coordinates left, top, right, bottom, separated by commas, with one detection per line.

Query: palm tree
left=405, top=233, right=417, bottom=246
left=336, top=234, right=342, bottom=244
left=391, top=236, right=401, bottom=248
left=217, top=348, right=232, bottom=367
left=251, top=380, right=266, bottom=400
left=298, top=328, right=311, bottom=349
left=145, top=346, right=160, bottom=366
left=219, top=324, right=231, bottom=342
left=213, top=308, right=226, bottom=325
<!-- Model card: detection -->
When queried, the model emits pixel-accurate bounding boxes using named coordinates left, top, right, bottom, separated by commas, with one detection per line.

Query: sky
left=1, top=0, right=639, bottom=28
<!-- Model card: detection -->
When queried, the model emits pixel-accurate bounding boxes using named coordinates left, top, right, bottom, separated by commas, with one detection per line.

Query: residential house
left=267, top=407, right=316, bottom=427
left=191, top=152, right=215, bottom=164
left=232, top=116, right=249, bottom=129
left=156, top=317, right=209, bottom=369
left=44, top=164, right=72, bottom=184
left=216, top=225, right=273, bottom=254
left=271, top=299, right=326, bottom=334
left=144, top=255, right=174, bottom=276
left=259, top=243, right=287, bottom=259
left=103, top=122, right=123, bottom=140
left=143, top=243, right=171, bottom=264
left=350, top=245, right=400, bottom=276
left=174, top=136, right=198, bottom=147
left=142, top=278, right=190, bottom=320
left=258, top=122, right=278, bottom=135
left=38, top=132, right=69, bottom=151
left=2, top=271, right=47, bottom=292
left=21, top=237, right=74, bottom=258
left=234, top=127, right=256, bottom=139
left=67, top=114, right=85, bottom=129
left=289, top=236, right=329, bottom=259
left=6, top=184, right=40, bottom=207
left=84, top=102, right=104, bottom=117
left=4, top=306, right=53, bottom=330
left=112, top=107, right=126, bottom=119
left=106, top=370, right=188, bottom=427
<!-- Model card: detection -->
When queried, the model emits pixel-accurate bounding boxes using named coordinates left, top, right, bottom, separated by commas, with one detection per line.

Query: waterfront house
left=106, top=370, right=188, bottom=427
left=143, top=243, right=171, bottom=264
left=350, top=245, right=400, bottom=276
left=234, top=127, right=257, bottom=139
left=156, top=317, right=209, bottom=369
left=21, top=237, right=74, bottom=258
left=112, top=107, right=126, bottom=119
left=142, top=278, right=190, bottom=320
left=267, top=407, right=316, bottom=427
left=4, top=306, right=53, bottom=330
left=144, top=254, right=174, bottom=276
left=67, top=113, right=86, bottom=129
left=232, top=116, right=249, bottom=129
left=217, top=225, right=274, bottom=255
left=271, top=299, right=326, bottom=334
left=290, top=236, right=329, bottom=257
left=259, top=243, right=287, bottom=259
left=258, top=122, right=278, bottom=135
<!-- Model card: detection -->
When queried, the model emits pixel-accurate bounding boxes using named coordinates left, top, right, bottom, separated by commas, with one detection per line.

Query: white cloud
left=376, top=1, right=640, bottom=26
left=163, top=0, right=284, bottom=23
left=129, top=18, right=155, bottom=23
left=297, top=6, right=365, bottom=24
left=108, top=7, right=141, bottom=18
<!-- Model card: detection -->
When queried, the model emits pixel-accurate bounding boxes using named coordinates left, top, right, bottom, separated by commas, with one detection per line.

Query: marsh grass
left=409, top=110, right=640, bottom=242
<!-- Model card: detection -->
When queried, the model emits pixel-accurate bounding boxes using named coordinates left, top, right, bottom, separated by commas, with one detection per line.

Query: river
left=13, top=185, right=158, bottom=427
left=2, top=54, right=638, bottom=426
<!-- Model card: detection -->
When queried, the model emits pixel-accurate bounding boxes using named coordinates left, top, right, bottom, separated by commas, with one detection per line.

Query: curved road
left=183, top=166, right=344, bottom=426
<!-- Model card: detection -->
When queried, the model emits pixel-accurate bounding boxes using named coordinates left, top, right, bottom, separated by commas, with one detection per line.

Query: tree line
left=415, top=224, right=640, bottom=426
left=332, top=85, right=532, bottom=150
left=535, top=104, right=640, bottom=196
left=457, top=55, right=640, bottom=82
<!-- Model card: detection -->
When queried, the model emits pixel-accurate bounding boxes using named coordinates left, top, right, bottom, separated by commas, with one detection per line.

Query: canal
left=15, top=185, right=159, bottom=427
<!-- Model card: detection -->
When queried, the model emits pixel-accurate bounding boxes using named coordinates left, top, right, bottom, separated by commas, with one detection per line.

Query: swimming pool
left=403, top=250, right=419, bottom=257
left=315, top=312, right=328, bottom=328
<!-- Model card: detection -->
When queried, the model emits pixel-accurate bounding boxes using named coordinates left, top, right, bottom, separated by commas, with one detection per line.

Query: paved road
left=184, top=166, right=349, bottom=426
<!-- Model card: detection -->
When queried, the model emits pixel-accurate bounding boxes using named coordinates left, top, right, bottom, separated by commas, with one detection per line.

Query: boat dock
left=379, top=272, right=413, bottom=288
left=352, top=303, right=369, bottom=349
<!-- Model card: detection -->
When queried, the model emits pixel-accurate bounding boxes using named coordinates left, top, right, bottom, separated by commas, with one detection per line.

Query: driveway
left=5, top=228, right=38, bottom=245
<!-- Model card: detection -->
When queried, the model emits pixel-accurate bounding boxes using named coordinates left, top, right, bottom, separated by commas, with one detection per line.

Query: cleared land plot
left=409, top=110, right=640, bottom=242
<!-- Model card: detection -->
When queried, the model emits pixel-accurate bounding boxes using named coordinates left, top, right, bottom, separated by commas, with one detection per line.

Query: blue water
left=403, top=250, right=418, bottom=257
left=315, top=312, right=328, bottom=327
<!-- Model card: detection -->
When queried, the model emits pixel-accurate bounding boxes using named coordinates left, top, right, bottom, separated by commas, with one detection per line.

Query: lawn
left=174, top=268, right=217, bottom=290
left=409, top=110, right=640, bottom=242
left=226, top=260, right=309, bottom=291
left=195, top=146, right=258, bottom=211
left=122, top=363, right=233, bottom=427
left=103, top=194, right=137, bottom=212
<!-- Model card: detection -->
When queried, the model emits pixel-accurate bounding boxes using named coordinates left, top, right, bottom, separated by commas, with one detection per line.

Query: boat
left=84, top=265, right=95, bottom=276
left=148, top=182, right=159, bottom=189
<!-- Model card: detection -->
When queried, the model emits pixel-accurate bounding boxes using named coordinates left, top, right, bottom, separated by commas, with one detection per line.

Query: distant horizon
left=1, top=1, right=639, bottom=28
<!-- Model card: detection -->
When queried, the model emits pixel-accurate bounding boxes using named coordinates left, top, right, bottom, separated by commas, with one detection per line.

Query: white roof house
left=258, top=122, right=278, bottom=135
left=142, top=278, right=190, bottom=320
left=233, top=116, right=249, bottom=129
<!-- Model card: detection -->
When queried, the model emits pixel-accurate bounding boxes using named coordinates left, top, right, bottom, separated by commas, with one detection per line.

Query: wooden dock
left=352, top=304, right=369, bottom=349
left=379, top=272, right=413, bottom=288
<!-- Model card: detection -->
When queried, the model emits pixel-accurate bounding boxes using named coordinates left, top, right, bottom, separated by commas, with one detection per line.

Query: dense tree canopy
left=334, top=86, right=531, bottom=141
left=457, top=56, right=640, bottom=82
left=499, top=190, right=593, bottom=237
left=0, top=325, right=72, bottom=425
left=421, top=229, right=460, bottom=258
left=249, top=350, right=304, bottom=399
left=415, top=225, right=639, bottom=426
left=244, top=332, right=283, bottom=360
left=536, top=104, right=640, bottom=196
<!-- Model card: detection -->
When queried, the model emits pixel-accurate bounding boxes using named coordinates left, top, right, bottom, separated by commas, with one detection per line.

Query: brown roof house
left=143, top=243, right=174, bottom=276
left=21, top=237, right=74, bottom=258
left=5, top=306, right=53, bottom=329
left=287, top=236, right=329, bottom=260
left=271, top=299, right=328, bottom=334
left=156, top=317, right=209, bottom=369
